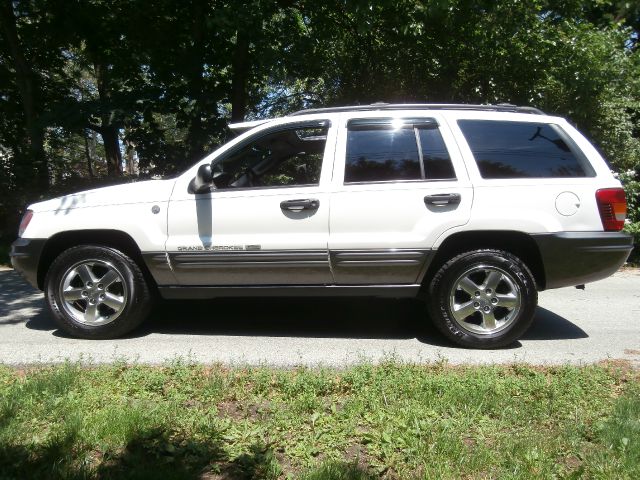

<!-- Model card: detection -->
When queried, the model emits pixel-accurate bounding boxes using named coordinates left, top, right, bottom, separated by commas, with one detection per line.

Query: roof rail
left=290, top=103, right=545, bottom=116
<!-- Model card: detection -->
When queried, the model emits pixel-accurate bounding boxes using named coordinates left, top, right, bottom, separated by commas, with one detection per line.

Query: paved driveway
left=1, top=267, right=639, bottom=366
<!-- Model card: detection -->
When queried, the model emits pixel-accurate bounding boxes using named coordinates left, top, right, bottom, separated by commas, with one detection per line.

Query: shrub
left=616, top=168, right=640, bottom=264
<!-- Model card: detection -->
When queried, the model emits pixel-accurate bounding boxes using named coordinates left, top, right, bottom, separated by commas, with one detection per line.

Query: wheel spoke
left=457, top=276, right=479, bottom=295
left=101, top=293, right=124, bottom=311
left=60, top=259, right=128, bottom=327
left=496, top=293, right=518, bottom=309
left=98, top=270, right=120, bottom=288
left=452, top=301, right=477, bottom=321
left=84, top=303, right=99, bottom=324
left=483, top=271, right=503, bottom=291
left=63, top=288, right=84, bottom=301
left=76, top=264, right=96, bottom=285
left=481, top=311, right=497, bottom=330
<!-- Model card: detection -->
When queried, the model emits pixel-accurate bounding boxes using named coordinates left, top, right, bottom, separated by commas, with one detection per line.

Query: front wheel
left=427, top=249, right=538, bottom=349
left=44, top=245, right=152, bottom=339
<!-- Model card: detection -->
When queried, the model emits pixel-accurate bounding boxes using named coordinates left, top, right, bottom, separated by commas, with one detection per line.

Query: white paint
left=21, top=107, right=621, bottom=262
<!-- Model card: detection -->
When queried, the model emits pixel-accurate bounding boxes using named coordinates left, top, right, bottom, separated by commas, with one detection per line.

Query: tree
left=0, top=0, right=49, bottom=191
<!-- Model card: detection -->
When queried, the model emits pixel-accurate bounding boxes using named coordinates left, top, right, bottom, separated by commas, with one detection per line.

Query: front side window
left=344, top=120, right=456, bottom=183
left=214, top=123, right=328, bottom=189
left=457, top=120, right=592, bottom=179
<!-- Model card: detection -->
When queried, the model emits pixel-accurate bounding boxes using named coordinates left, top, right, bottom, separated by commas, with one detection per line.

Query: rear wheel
left=428, top=249, right=537, bottom=348
left=45, top=245, right=152, bottom=339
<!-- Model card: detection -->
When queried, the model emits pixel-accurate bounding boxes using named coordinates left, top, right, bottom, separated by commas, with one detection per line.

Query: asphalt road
left=1, top=267, right=639, bottom=367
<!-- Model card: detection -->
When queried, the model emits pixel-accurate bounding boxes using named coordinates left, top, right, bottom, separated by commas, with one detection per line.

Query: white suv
left=10, top=104, right=633, bottom=348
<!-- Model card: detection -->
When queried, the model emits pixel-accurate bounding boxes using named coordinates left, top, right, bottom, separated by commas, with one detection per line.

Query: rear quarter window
left=457, top=120, right=594, bottom=179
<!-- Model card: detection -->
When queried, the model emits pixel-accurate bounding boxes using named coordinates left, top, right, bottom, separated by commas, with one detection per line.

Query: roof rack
left=290, top=103, right=545, bottom=116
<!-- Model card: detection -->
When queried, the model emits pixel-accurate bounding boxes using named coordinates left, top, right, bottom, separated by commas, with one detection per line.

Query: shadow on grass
left=0, top=432, right=375, bottom=480
left=0, top=430, right=291, bottom=479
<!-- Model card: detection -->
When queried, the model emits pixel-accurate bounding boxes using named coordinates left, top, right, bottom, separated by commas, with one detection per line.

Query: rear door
left=328, top=113, right=473, bottom=284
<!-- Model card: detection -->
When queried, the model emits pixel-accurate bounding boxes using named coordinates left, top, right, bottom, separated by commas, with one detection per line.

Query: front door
left=166, top=120, right=335, bottom=285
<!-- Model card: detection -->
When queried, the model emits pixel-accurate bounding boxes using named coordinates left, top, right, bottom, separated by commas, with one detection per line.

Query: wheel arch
left=37, top=229, right=157, bottom=292
left=422, top=230, right=546, bottom=290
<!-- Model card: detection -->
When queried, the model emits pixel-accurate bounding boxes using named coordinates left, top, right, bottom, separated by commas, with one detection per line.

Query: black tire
left=427, top=249, right=537, bottom=349
left=44, top=245, right=152, bottom=339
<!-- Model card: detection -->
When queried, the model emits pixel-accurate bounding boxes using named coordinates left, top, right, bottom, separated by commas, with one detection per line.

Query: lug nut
left=97, top=283, right=104, bottom=290
left=99, top=293, right=105, bottom=300
left=86, top=282, right=93, bottom=288
left=473, top=302, right=480, bottom=308
left=89, top=298, right=96, bottom=304
left=491, top=298, right=498, bottom=304
left=486, top=288, right=492, bottom=294
left=474, top=291, right=480, bottom=297
left=81, top=291, right=88, bottom=297
left=483, top=306, right=491, bottom=313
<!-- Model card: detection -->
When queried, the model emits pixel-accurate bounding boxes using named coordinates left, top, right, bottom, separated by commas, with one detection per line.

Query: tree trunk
left=231, top=30, right=250, bottom=123
left=101, top=125, right=122, bottom=176
left=94, top=61, right=121, bottom=176
left=125, top=139, right=136, bottom=175
left=83, top=129, right=94, bottom=178
left=184, top=2, right=209, bottom=164
left=0, top=0, right=48, bottom=191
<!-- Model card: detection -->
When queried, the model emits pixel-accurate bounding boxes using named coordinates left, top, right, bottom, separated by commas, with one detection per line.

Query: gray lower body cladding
left=9, top=237, right=46, bottom=289
left=146, top=248, right=432, bottom=292
left=166, top=250, right=333, bottom=285
left=12, top=232, right=633, bottom=299
left=531, top=232, right=633, bottom=289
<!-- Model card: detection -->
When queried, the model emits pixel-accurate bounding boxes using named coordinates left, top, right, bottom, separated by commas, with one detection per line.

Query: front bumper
left=531, top=232, right=633, bottom=290
left=10, top=238, right=46, bottom=290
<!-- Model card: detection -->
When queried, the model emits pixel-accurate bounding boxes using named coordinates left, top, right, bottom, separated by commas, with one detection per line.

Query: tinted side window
left=345, top=128, right=421, bottom=183
left=418, top=128, right=456, bottom=180
left=216, top=124, right=327, bottom=189
left=458, top=120, right=589, bottom=179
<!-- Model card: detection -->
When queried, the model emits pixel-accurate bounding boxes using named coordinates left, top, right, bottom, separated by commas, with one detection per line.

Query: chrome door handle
left=424, top=193, right=461, bottom=206
left=280, top=199, right=320, bottom=211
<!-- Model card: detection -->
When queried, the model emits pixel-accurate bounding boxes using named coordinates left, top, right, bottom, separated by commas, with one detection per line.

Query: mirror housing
left=191, top=164, right=233, bottom=193
left=193, top=164, right=214, bottom=193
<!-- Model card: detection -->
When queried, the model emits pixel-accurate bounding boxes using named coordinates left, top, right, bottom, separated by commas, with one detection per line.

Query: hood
left=28, top=179, right=176, bottom=213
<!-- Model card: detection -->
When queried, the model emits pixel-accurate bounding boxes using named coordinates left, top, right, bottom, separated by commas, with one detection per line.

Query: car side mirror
left=193, top=164, right=214, bottom=193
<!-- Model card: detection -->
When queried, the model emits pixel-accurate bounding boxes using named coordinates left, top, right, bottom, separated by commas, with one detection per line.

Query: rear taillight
left=18, top=210, right=33, bottom=237
left=595, top=188, right=627, bottom=231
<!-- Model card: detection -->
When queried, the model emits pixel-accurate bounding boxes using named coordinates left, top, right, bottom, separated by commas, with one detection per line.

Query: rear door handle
left=280, top=198, right=320, bottom=211
left=424, top=193, right=461, bottom=206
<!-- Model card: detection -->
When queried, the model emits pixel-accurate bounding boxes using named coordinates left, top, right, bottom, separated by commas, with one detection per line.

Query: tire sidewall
left=429, top=250, right=537, bottom=348
left=45, top=246, right=149, bottom=339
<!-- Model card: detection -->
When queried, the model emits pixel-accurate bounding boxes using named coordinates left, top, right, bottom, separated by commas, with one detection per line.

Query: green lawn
left=0, top=360, right=638, bottom=479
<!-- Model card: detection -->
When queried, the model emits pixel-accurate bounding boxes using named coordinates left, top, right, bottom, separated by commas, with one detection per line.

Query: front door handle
left=280, top=198, right=320, bottom=211
left=424, top=193, right=461, bottom=206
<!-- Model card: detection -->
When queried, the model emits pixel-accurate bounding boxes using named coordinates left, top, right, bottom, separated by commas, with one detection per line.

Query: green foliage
left=618, top=169, right=640, bottom=223
left=0, top=361, right=638, bottom=478
left=0, top=0, right=639, bottom=234
left=618, top=168, right=640, bottom=262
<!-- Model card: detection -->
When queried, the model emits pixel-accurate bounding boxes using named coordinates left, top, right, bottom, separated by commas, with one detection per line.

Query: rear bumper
left=531, top=232, right=633, bottom=290
left=10, top=238, right=46, bottom=290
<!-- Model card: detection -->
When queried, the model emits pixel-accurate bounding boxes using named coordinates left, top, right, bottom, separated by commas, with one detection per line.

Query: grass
left=0, top=360, right=638, bottom=479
